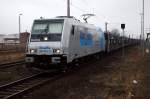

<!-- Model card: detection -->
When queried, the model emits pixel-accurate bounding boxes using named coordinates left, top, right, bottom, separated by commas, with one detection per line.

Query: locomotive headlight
left=56, top=49, right=60, bottom=53
left=53, top=49, right=61, bottom=54
left=44, top=37, right=48, bottom=41
left=30, top=49, right=37, bottom=53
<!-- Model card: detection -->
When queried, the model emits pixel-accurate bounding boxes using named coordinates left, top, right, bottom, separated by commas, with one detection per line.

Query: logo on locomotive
left=80, top=28, right=93, bottom=46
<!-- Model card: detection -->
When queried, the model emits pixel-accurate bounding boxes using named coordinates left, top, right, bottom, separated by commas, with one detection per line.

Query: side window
left=71, top=25, right=75, bottom=35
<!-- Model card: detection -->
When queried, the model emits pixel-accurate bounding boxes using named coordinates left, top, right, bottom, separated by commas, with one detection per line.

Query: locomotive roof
left=34, top=16, right=102, bottom=30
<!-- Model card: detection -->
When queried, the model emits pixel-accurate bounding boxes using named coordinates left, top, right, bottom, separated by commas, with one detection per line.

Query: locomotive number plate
left=39, top=47, right=53, bottom=55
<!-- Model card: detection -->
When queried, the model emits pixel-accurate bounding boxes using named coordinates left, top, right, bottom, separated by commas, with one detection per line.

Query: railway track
left=0, top=70, right=62, bottom=99
left=0, top=50, right=24, bottom=53
left=0, top=60, right=25, bottom=69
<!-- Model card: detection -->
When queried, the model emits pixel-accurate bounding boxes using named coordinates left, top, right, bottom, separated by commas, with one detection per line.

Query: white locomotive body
left=26, top=17, right=105, bottom=68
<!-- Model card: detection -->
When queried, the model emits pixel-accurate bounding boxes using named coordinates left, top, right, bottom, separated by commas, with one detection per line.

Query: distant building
left=0, top=32, right=30, bottom=44
left=0, top=34, right=5, bottom=49
left=3, top=34, right=19, bottom=44
left=0, top=32, right=30, bottom=51
left=0, top=34, right=5, bottom=43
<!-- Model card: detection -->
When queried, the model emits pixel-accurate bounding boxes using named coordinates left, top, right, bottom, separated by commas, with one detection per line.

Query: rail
left=0, top=60, right=25, bottom=69
left=0, top=70, right=61, bottom=99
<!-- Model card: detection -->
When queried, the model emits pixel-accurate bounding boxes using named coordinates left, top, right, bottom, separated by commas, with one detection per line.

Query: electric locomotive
left=25, top=16, right=106, bottom=69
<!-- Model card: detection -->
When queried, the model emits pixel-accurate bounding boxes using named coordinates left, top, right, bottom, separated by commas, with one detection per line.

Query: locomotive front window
left=48, top=23, right=63, bottom=34
left=33, top=24, right=47, bottom=30
left=31, top=19, right=64, bottom=42
left=32, top=24, right=48, bottom=34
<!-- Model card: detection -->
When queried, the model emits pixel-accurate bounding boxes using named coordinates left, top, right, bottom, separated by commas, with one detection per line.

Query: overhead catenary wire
left=58, top=0, right=90, bottom=16
left=70, top=2, right=89, bottom=14
left=58, top=0, right=116, bottom=31
left=74, top=0, right=93, bottom=12
left=58, top=0, right=110, bottom=20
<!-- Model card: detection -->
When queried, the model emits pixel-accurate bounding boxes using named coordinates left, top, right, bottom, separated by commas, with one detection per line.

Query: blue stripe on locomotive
left=79, top=28, right=105, bottom=50
left=80, top=32, right=93, bottom=46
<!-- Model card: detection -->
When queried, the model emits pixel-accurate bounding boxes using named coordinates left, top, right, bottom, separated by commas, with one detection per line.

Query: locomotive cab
left=26, top=18, right=69, bottom=68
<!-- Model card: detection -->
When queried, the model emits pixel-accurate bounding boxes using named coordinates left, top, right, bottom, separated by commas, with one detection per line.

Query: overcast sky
left=0, top=0, right=149, bottom=38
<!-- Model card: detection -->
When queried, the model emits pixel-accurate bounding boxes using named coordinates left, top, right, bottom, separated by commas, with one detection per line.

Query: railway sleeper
left=11, top=86, right=28, bottom=90
left=0, top=91, right=13, bottom=95
left=2, top=89, right=19, bottom=93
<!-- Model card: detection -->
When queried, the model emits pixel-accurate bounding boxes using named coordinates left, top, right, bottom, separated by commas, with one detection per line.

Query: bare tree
left=110, top=29, right=120, bottom=37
